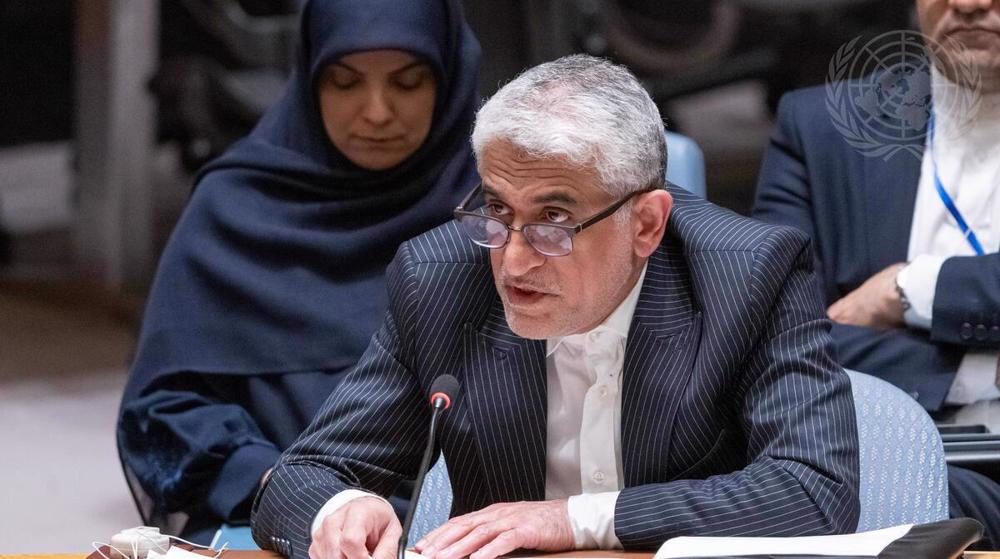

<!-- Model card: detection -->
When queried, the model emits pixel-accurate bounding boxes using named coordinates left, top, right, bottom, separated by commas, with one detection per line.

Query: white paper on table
left=654, top=524, right=913, bottom=559
left=409, top=554, right=620, bottom=559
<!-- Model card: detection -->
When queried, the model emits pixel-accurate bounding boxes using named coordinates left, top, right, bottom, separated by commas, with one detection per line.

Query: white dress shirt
left=311, top=265, right=648, bottom=550
left=896, top=66, right=1000, bottom=405
left=544, top=263, right=646, bottom=549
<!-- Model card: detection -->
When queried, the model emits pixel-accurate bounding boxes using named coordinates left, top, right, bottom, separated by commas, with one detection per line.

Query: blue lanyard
left=927, top=114, right=986, bottom=256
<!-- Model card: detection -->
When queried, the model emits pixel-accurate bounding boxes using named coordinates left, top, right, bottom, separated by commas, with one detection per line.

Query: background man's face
left=479, top=140, right=641, bottom=340
left=917, top=0, right=1000, bottom=79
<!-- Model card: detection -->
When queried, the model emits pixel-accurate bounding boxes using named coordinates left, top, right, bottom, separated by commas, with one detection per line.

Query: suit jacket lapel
left=621, top=241, right=702, bottom=487
left=463, top=296, right=547, bottom=503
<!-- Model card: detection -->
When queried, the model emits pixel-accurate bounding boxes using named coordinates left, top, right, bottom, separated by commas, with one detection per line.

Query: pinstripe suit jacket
left=251, top=186, right=860, bottom=558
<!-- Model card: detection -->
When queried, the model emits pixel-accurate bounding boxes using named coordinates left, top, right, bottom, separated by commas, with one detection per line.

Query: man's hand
left=310, top=497, right=401, bottom=559
left=414, top=500, right=573, bottom=559
left=827, top=263, right=906, bottom=329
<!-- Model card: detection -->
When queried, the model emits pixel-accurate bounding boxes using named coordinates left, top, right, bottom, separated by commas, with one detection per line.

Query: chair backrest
left=846, top=369, right=949, bottom=531
left=664, top=131, right=707, bottom=198
left=408, top=456, right=453, bottom=545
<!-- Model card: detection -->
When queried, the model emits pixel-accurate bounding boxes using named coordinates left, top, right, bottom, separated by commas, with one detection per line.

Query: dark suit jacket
left=753, top=84, right=1000, bottom=412
left=251, top=186, right=860, bottom=558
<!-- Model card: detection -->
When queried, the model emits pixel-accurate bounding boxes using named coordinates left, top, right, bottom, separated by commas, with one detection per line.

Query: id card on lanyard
left=928, top=114, right=987, bottom=256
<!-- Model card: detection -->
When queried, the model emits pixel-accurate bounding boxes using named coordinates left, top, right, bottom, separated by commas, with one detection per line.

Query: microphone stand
left=397, top=397, right=447, bottom=559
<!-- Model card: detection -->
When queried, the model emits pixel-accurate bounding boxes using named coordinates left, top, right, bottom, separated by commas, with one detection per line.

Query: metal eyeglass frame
left=452, top=182, right=657, bottom=257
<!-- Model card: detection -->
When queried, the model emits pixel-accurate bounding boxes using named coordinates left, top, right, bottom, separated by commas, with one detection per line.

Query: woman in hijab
left=117, top=0, right=480, bottom=543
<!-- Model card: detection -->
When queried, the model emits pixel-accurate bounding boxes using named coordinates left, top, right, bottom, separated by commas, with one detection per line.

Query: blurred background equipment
left=578, top=0, right=912, bottom=107
left=155, top=0, right=299, bottom=172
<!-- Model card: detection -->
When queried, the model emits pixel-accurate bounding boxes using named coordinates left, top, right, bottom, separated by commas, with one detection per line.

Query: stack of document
left=654, top=519, right=982, bottom=559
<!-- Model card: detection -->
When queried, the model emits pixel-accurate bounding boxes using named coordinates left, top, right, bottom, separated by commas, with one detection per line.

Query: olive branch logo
left=825, top=30, right=981, bottom=161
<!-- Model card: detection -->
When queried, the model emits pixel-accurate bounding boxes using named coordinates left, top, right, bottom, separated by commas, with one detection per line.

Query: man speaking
left=251, top=54, right=860, bottom=559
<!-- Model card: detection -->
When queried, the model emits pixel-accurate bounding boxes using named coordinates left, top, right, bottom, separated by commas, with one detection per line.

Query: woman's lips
left=352, top=136, right=405, bottom=149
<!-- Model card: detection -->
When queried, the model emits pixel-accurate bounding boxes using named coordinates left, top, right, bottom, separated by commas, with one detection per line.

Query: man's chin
left=503, top=306, right=565, bottom=340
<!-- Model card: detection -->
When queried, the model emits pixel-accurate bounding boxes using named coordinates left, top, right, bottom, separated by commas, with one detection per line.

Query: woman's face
left=318, top=49, right=437, bottom=170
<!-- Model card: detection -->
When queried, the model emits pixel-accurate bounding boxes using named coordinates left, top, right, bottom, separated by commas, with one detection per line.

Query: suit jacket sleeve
left=930, top=254, right=1000, bottom=348
left=614, top=230, right=860, bottom=547
left=251, top=243, right=428, bottom=559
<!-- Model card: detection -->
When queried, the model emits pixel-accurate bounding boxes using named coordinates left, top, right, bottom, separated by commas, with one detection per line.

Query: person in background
left=117, top=0, right=480, bottom=543
left=754, top=0, right=1000, bottom=549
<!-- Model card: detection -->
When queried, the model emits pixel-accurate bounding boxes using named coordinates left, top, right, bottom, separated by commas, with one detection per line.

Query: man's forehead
left=480, top=140, right=579, bottom=171
left=482, top=182, right=581, bottom=205
left=478, top=139, right=604, bottom=201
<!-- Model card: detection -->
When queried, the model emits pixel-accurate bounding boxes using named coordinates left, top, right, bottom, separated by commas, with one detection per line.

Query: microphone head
left=429, top=374, right=461, bottom=409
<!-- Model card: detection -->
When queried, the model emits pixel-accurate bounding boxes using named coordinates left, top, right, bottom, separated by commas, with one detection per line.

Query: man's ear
left=631, top=189, right=672, bottom=258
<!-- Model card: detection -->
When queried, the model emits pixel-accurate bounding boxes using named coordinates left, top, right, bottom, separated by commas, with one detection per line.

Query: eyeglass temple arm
left=573, top=187, right=657, bottom=233
left=455, top=183, right=483, bottom=211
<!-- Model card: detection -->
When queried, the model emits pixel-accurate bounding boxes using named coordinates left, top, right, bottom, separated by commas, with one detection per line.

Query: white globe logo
left=825, top=30, right=981, bottom=160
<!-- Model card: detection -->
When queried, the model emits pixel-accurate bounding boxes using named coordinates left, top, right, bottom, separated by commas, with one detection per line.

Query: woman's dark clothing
left=117, top=0, right=480, bottom=541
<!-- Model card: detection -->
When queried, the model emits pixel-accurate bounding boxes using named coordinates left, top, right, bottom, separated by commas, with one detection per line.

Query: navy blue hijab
left=123, top=0, right=481, bottom=402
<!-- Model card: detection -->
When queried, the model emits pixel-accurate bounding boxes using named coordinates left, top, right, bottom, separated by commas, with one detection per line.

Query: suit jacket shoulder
left=669, top=185, right=811, bottom=256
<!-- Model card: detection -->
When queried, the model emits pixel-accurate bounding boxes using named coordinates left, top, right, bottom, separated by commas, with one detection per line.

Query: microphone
left=398, top=375, right=460, bottom=559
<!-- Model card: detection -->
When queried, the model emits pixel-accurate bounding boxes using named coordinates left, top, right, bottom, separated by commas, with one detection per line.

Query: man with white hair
left=252, top=54, right=860, bottom=559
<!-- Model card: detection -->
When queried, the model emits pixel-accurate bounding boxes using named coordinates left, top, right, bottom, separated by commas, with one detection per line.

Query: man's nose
left=948, top=0, right=994, bottom=14
left=500, top=228, right=545, bottom=277
left=362, top=87, right=394, bottom=126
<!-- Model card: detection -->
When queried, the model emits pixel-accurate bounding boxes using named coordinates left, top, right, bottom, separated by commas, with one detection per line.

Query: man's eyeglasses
left=453, top=183, right=656, bottom=257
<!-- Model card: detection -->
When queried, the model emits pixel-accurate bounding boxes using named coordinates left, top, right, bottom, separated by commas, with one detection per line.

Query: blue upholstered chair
left=846, top=369, right=949, bottom=531
left=664, top=131, right=707, bottom=198
left=213, top=523, right=259, bottom=550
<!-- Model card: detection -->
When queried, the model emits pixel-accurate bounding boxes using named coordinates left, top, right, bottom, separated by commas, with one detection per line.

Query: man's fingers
left=340, top=514, right=376, bottom=559
left=311, top=511, right=350, bottom=559
left=311, top=529, right=346, bottom=559
left=371, top=520, right=403, bottom=559
left=827, top=299, right=844, bottom=318
left=418, top=509, right=485, bottom=548
left=417, top=515, right=479, bottom=556
left=309, top=541, right=323, bottom=559
left=828, top=299, right=854, bottom=324
left=435, top=520, right=510, bottom=559
left=469, top=529, right=522, bottom=559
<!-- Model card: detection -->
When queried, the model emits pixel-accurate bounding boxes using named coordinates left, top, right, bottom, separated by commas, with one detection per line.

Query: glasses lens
left=523, top=224, right=572, bottom=256
left=457, top=214, right=509, bottom=248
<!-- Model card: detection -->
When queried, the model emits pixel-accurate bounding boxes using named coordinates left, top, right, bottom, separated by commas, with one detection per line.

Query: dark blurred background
left=0, top=0, right=914, bottom=551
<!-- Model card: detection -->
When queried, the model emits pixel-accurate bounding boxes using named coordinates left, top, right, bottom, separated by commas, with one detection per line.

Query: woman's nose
left=362, top=87, right=394, bottom=126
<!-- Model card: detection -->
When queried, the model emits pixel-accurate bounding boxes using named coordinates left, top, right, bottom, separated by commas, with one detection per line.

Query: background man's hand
left=310, top=496, right=401, bottom=559
left=827, top=262, right=906, bottom=329
left=414, top=500, right=574, bottom=559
